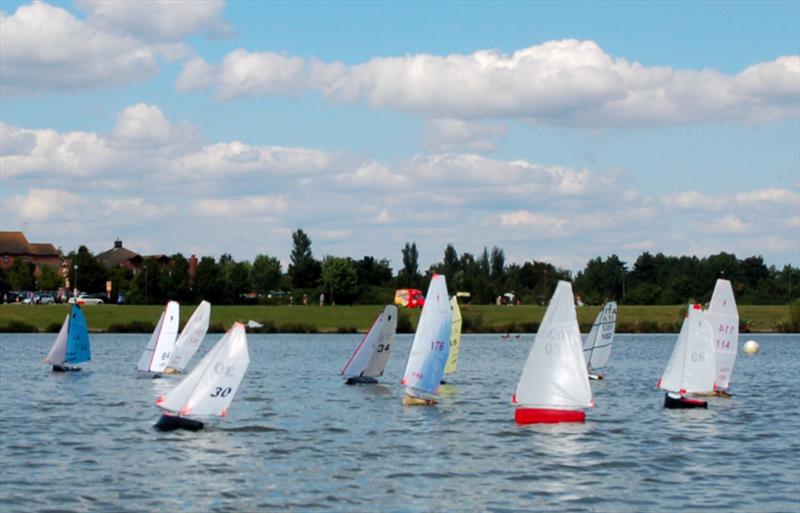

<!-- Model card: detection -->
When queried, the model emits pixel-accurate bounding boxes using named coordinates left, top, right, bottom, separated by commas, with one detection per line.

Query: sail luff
left=158, top=323, right=250, bottom=418
left=167, top=301, right=211, bottom=371
left=64, top=305, right=90, bottom=364
left=44, top=314, right=70, bottom=365
left=158, top=329, right=229, bottom=414
left=706, top=279, right=739, bottom=390
left=362, top=305, right=397, bottom=378
left=444, top=296, right=462, bottom=375
left=341, top=312, right=381, bottom=377
left=515, top=281, right=592, bottom=409
left=138, top=311, right=165, bottom=371
left=402, top=275, right=452, bottom=396
left=582, top=302, right=617, bottom=370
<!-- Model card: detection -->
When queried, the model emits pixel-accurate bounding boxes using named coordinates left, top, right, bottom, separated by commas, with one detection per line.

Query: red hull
left=515, top=408, right=586, bottom=424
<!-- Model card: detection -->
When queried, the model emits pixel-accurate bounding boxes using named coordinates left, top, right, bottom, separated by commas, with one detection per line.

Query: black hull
left=345, top=376, right=379, bottom=385
left=154, top=414, right=205, bottom=432
left=664, top=393, right=707, bottom=409
left=52, top=365, right=81, bottom=372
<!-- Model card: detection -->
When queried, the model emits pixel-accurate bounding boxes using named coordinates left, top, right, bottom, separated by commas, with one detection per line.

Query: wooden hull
left=402, top=392, right=437, bottom=406
left=515, top=408, right=585, bottom=424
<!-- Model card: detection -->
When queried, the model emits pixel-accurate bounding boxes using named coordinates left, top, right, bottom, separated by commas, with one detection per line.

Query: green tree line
left=2, top=229, right=797, bottom=306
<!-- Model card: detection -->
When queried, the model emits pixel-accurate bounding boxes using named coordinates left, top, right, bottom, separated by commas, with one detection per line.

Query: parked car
left=68, top=293, right=104, bottom=305
left=34, top=293, right=55, bottom=304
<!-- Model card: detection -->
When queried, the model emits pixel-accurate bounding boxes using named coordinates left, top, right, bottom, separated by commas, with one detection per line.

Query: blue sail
left=64, top=305, right=91, bottom=364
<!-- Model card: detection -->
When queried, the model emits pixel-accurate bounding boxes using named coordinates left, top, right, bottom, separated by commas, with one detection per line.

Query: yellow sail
left=444, top=296, right=462, bottom=374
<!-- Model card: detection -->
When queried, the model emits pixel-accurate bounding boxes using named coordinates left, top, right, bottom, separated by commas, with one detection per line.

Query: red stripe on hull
left=515, top=408, right=585, bottom=424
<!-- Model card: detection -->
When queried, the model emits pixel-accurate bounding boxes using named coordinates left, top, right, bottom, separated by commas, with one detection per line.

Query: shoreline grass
left=0, top=303, right=794, bottom=334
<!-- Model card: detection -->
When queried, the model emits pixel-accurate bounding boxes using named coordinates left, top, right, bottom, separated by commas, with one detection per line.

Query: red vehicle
left=394, top=288, right=425, bottom=308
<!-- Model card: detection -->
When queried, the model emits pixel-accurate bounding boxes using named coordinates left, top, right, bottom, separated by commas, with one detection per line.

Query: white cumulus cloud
left=181, top=39, right=800, bottom=127
left=76, top=0, right=230, bottom=42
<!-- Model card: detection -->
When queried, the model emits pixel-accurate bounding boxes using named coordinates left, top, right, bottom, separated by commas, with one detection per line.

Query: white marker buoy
left=743, top=340, right=760, bottom=354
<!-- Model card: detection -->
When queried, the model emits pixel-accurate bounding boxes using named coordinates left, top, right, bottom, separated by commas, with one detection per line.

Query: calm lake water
left=1, top=332, right=798, bottom=513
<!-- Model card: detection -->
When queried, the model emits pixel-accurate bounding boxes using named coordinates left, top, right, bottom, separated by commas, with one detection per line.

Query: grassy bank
left=0, top=303, right=795, bottom=333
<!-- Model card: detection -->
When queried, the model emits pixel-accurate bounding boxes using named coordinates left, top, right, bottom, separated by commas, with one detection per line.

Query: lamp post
left=73, top=264, right=79, bottom=298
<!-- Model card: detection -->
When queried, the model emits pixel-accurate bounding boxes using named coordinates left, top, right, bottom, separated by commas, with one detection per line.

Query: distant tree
left=397, top=242, right=421, bottom=288
left=703, top=252, right=742, bottom=288
left=37, top=265, right=64, bottom=291
left=321, top=256, right=358, bottom=304
left=288, top=229, right=321, bottom=288
left=224, top=260, right=251, bottom=303
left=108, top=266, right=133, bottom=303
left=163, top=253, right=193, bottom=303
left=194, top=256, right=224, bottom=303
left=251, top=254, right=283, bottom=293
left=128, top=257, right=168, bottom=304
left=0, top=268, right=11, bottom=298
left=219, top=253, right=235, bottom=268
left=479, top=247, right=490, bottom=278
left=354, top=256, right=393, bottom=287
left=573, top=255, right=626, bottom=304
left=490, top=246, right=505, bottom=283
left=66, top=246, right=107, bottom=293
left=8, top=258, right=35, bottom=290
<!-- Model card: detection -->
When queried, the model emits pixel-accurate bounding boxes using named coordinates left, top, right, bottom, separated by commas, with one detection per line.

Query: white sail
left=444, top=296, right=462, bottom=375
left=659, top=305, right=716, bottom=394
left=342, top=305, right=397, bottom=378
left=706, top=279, right=739, bottom=390
left=44, top=314, right=70, bottom=365
left=582, top=301, right=617, bottom=370
left=515, top=281, right=592, bottom=409
left=137, top=301, right=180, bottom=373
left=402, top=274, right=452, bottom=396
left=166, top=301, right=211, bottom=372
left=157, top=322, right=250, bottom=417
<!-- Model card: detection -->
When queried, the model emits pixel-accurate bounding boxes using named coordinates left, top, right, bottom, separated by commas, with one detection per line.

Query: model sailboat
left=657, top=304, right=716, bottom=408
left=705, top=279, right=739, bottom=396
left=513, top=281, right=592, bottom=424
left=582, top=301, right=617, bottom=380
left=164, top=301, right=211, bottom=374
left=341, top=305, right=398, bottom=384
left=401, top=274, right=452, bottom=406
left=155, top=322, right=250, bottom=431
left=44, top=304, right=91, bottom=372
left=137, top=301, right=179, bottom=376
left=441, top=296, right=462, bottom=383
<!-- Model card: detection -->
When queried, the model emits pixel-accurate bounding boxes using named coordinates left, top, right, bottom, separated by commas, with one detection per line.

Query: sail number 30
left=210, top=387, right=232, bottom=398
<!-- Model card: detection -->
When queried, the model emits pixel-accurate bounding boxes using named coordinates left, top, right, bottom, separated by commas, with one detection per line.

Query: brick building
left=0, top=231, right=62, bottom=273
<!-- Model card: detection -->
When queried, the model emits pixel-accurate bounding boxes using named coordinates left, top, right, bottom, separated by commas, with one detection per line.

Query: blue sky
left=1, top=0, right=798, bottom=272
